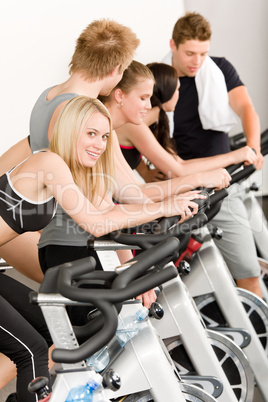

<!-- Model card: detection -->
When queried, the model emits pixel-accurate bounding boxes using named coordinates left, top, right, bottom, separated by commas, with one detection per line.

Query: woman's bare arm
left=116, top=122, right=257, bottom=180
left=0, top=137, right=31, bottom=176
left=41, top=152, right=202, bottom=237
left=112, top=130, right=231, bottom=202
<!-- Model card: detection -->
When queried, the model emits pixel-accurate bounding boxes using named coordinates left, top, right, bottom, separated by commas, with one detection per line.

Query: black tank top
left=0, top=160, right=57, bottom=234
left=120, top=145, right=141, bottom=169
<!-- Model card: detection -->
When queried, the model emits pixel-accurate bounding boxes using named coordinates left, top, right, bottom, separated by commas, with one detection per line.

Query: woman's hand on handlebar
left=162, top=190, right=207, bottom=222
left=231, top=145, right=263, bottom=170
left=231, top=146, right=258, bottom=166
left=197, top=168, right=231, bottom=190
left=250, top=150, right=264, bottom=170
left=136, top=288, right=157, bottom=309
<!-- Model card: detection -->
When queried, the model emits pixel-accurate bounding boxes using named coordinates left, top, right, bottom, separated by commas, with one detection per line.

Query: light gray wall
left=185, top=0, right=268, bottom=194
left=0, top=0, right=184, bottom=152
left=1, top=0, right=267, bottom=193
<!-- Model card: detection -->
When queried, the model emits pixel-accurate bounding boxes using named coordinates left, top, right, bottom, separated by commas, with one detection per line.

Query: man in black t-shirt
left=172, top=57, right=243, bottom=159
left=163, top=11, right=264, bottom=297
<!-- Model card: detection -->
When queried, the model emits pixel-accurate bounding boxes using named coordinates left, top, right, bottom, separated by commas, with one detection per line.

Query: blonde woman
left=0, top=96, right=198, bottom=246
left=0, top=18, right=140, bottom=284
left=0, top=96, right=203, bottom=402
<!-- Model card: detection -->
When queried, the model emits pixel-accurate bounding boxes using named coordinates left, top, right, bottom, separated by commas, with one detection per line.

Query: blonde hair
left=172, top=12, right=212, bottom=47
left=49, top=96, right=114, bottom=204
left=69, top=19, right=140, bottom=79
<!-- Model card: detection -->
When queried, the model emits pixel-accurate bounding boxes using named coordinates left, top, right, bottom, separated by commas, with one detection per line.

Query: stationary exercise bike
left=29, top=237, right=218, bottom=402
left=229, top=129, right=268, bottom=290
left=171, top=163, right=268, bottom=401
left=96, top=134, right=268, bottom=402
left=90, top=207, right=254, bottom=401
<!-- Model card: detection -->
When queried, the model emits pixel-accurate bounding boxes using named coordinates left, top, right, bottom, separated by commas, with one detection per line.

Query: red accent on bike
left=39, top=393, right=52, bottom=402
left=175, top=237, right=203, bottom=267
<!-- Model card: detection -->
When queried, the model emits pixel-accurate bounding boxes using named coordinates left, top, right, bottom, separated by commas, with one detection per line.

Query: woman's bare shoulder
left=116, top=122, right=149, bottom=146
left=29, top=150, right=68, bottom=171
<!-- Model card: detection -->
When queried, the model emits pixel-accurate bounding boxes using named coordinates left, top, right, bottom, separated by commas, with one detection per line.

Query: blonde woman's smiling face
left=77, top=112, right=110, bottom=167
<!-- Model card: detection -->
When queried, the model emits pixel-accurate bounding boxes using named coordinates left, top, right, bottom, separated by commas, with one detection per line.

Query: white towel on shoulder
left=162, top=51, right=238, bottom=133
left=196, top=56, right=238, bottom=132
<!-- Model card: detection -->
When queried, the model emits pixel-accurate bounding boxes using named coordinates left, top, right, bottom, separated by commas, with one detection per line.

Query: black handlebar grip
left=229, top=164, right=256, bottom=185
left=261, top=143, right=268, bottom=157
left=209, top=188, right=229, bottom=206
left=226, top=162, right=244, bottom=175
left=205, top=165, right=256, bottom=221
left=109, top=229, right=168, bottom=248
left=229, top=129, right=268, bottom=151
left=167, top=212, right=208, bottom=237
left=112, top=237, right=179, bottom=290
left=261, top=129, right=268, bottom=148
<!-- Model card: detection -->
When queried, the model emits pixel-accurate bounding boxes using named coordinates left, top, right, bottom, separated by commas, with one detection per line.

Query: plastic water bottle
left=86, top=345, right=110, bottom=372
left=64, top=383, right=93, bottom=401
left=116, top=306, right=149, bottom=347
left=65, top=374, right=103, bottom=401
left=86, top=307, right=149, bottom=372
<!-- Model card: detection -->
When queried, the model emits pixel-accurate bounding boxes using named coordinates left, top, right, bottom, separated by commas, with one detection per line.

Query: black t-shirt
left=173, top=57, right=243, bottom=159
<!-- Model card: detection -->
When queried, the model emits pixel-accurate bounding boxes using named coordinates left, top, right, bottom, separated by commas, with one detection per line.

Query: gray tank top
left=38, top=205, right=89, bottom=248
left=29, top=87, right=77, bottom=152
left=29, top=87, right=89, bottom=248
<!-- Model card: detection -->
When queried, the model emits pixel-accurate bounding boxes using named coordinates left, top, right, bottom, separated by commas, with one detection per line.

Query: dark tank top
left=120, top=145, right=142, bottom=169
left=0, top=157, right=57, bottom=234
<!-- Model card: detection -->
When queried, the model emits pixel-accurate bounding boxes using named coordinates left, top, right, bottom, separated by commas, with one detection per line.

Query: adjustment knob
left=102, top=369, right=121, bottom=391
left=177, top=260, right=191, bottom=276
left=210, top=227, right=223, bottom=240
left=28, top=376, right=50, bottom=398
left=249, top=182, right=259, bottom=191
left=149, top=302, right=164, bottom=319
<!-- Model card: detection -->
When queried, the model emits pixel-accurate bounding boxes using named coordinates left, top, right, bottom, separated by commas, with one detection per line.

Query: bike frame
left=182, top=225, right=268, bottom=400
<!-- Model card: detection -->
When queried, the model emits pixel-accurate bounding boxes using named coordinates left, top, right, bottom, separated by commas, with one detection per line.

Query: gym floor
left=0, top=197, right=268, bottom=401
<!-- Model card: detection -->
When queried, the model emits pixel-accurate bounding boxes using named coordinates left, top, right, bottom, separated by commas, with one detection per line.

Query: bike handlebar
left=109, top=212, right=208, bottom=251
left=203, top=163, right=257, bottom=221
left=112, top=237, right=179, bottom=289
left=111, top=163, right=256, bottom=244
left=229, top=163, right=256, bottom=186
left=229, top=128, right=268, bottom=151
left=227, top=131, right=268, bottom=175
left=52, top=237, right=179, bottom=363
left=52, top=298, right=118, bottom=364
left=155, top=191, right=210, bottom=233
left=57, top=237, right=179, bottom=304
left=87, top=162, right=257, bottom=257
